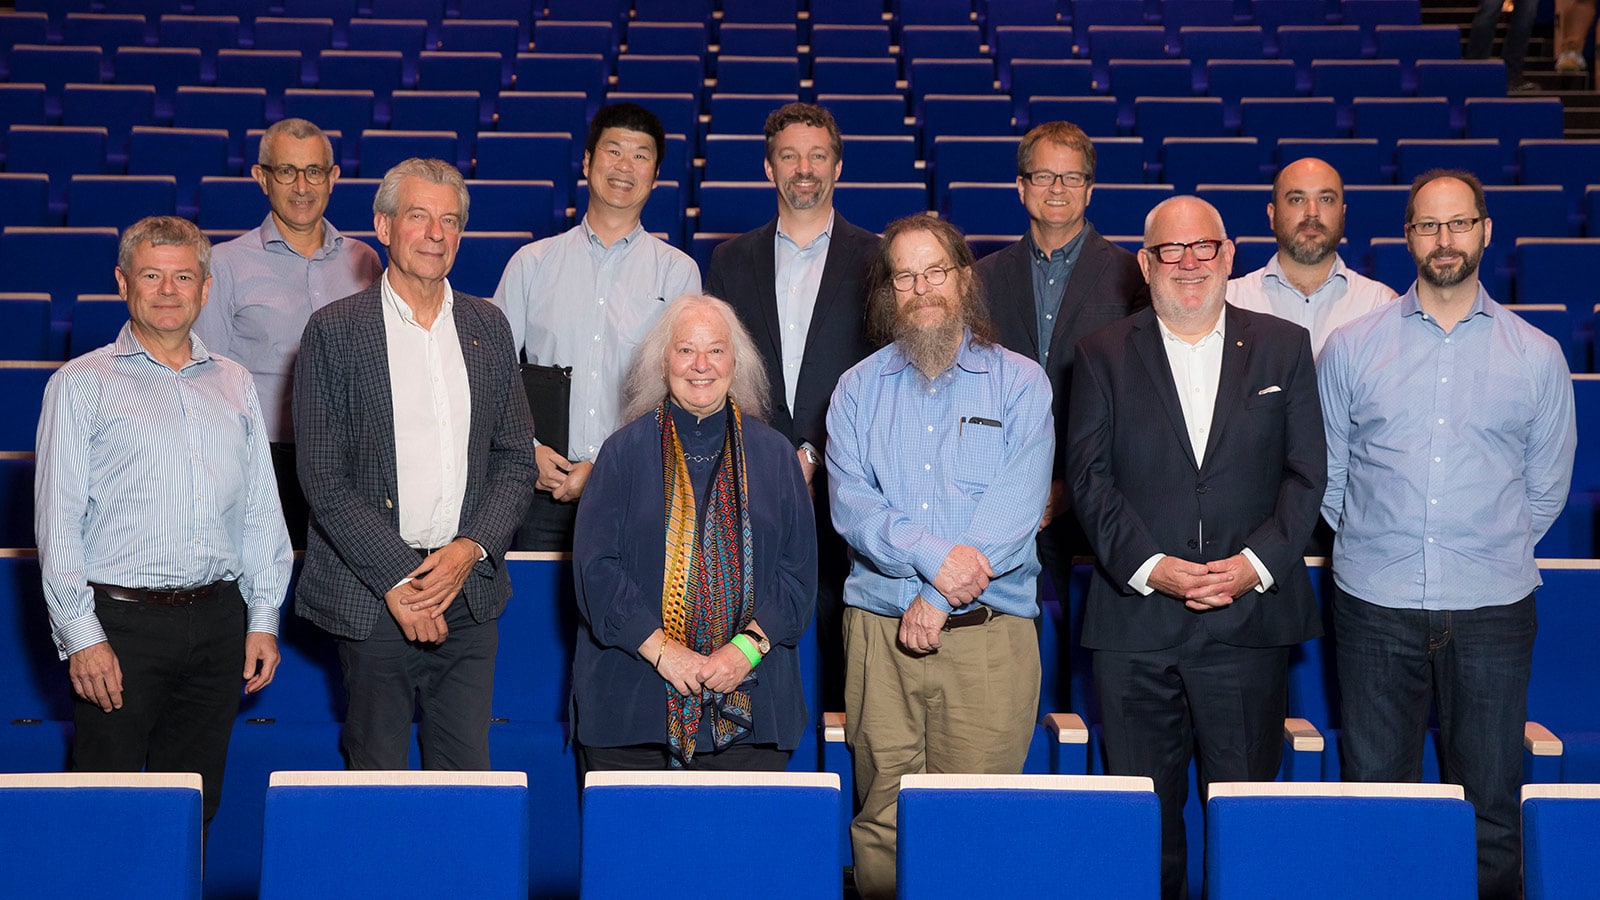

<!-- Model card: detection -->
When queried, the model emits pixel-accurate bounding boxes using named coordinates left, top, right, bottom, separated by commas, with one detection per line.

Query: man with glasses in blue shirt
left=1319, top=169, right=1576, bottom=900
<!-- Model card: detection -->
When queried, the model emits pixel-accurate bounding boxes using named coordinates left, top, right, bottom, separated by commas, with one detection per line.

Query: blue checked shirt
left=35, top=325, right=293, bottom=658
left=1319, top=286, right=1576, bottom=610
left=826, top=334, right=1054, bottom=618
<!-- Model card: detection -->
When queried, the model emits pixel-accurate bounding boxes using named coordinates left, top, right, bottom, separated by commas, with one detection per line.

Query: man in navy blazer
left=705, top=102, right=879, bottom=706
left=1067, top=196, right=1326, bottom=899
left=293, top=159, right=538, bottom=769
left=976, top=121, right=1148, bottom=613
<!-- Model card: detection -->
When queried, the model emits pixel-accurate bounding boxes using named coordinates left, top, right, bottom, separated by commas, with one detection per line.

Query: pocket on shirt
left=953, top=420, right=1004, bottom=492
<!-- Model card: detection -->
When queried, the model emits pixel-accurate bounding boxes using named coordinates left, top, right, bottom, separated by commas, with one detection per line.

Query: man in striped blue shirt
left=35, top=216, right=293, bottom=828
left=826, top=214, right=1054, bottom=900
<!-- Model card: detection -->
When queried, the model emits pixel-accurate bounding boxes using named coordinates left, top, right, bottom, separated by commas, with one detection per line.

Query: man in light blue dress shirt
left=1319, top=169, right=1577, bottom=900
left=827, top=214, right=1053, bottom=900
left=36, top=216, right=293, bottom=827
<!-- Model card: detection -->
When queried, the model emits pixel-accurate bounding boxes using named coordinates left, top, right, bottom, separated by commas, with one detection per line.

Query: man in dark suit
left=1067, top=196, right=1326, bottom=899
left=293, top=158, right=539, bottom=770
left=705, top=102, right=879, bottom=707
left=976, top=121, right=1148, bottom=607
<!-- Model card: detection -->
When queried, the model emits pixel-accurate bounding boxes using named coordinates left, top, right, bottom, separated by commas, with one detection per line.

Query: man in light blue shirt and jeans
left=1319, top=169, right=1576, bottom=900
left=827, top=214, right=1053, bottom=900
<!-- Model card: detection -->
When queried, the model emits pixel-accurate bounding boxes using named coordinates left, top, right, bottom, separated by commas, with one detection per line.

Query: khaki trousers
left=842, top=605, right=1041, bottom=900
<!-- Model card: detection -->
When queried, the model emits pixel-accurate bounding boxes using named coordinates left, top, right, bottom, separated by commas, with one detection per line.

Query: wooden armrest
left=1042, top=712, right=1088, bottom=744
left=1283, top=717, right=1325, bottom=752
left=823, top=711, right=845, bottom=744
left=1524, top=721, right=1563, bottom=757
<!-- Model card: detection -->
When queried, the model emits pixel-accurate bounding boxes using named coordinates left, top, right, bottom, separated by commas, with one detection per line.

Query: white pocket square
left=1257, top=385, right=1282, bottom=395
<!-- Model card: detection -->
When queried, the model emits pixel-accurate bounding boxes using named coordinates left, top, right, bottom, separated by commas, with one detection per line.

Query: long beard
left=894, top=303, right=965, bottom=378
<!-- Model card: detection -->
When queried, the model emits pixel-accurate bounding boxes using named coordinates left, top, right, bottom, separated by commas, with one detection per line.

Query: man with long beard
left=1319, top=169, right=1575, bottom=900
left=825, top=214, right=1053, bottom=900
left=1227, top=157, right=1396, bottom=359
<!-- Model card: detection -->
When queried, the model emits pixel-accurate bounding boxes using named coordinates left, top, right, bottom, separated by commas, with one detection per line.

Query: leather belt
left=89, top=581, right=228, bottom=607
left=943, top=606, right=1001, bottom=631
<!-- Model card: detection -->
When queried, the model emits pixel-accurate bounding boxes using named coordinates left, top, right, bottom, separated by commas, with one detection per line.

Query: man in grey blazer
left=293, top=158, right=539, bottom=769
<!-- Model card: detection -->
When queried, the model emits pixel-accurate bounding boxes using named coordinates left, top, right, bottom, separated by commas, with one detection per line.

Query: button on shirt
left=1226, top=252, right=1397, bottom=360
left=34, top=325, right=293, bottom=658
left=492, top=219, right=702, bottom=461
left=774, top=213, right=833, bottom=413
left=1319, top=287, right=1576, bottom=610
left=194, top=215, right=383, bottom=441
left=1027, top=228, right=1087, bottom=366
left=381, top=272, right=471, bottom=551
left=826, top=334, right=1054, bottom=618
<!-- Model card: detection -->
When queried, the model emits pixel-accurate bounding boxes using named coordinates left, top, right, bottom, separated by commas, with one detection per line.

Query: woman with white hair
left=571, top=294, right=817, bottom=772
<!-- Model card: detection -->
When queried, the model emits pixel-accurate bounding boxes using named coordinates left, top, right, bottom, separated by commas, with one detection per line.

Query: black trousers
left=513, top=489, right=579, bottom=552
left=269, top=442, right=308, bottom=551
left=70, top=584, right=246, bottom=825
left=577, top=742, right=791, bottom=782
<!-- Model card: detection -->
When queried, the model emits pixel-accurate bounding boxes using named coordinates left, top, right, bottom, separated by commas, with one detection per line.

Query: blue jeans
left=1333, top=587, right=1536, bottom=900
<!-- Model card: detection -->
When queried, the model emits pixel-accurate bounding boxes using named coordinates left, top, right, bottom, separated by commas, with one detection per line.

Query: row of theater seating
left=7, top=769, right=1598, bottom=899
left=3, top=557, right=1598, bottom=895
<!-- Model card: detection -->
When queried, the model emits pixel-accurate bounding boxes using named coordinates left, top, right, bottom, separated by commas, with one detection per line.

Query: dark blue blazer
left=292, top=283, right=539, bottom=640
left=1067, top=304, right=1326, bottom=652
left=570, top=408, right=818, bottom=750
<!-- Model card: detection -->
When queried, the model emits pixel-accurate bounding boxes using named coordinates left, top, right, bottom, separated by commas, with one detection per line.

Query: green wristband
left=729, top=633, right=762, bottom=667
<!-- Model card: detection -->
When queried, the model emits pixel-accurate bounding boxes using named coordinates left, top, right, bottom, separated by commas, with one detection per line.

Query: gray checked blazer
left=291, top=283, right=539, bottom=640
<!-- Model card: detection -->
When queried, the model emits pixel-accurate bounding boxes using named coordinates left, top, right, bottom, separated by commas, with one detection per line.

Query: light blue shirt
left=194, top=215, right=383, bottom=441
left=1226, top=252, right=1397, bottom=360
left=492, top=218, right=701, bottom=461
left=773, top=212, right=833, bottom=414
left=35, top=325, right=293, bottom=658
left=826, top=334, right=1054, bottom=618
left=1319, top=286, right=1576, bottom=610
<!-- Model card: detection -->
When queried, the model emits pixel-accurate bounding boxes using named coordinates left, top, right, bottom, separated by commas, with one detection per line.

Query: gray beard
left=895, top=314, right=965, bottom=378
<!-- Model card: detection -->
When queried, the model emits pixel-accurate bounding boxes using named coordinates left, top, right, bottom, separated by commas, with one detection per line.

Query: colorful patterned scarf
left=658, top=399, right=755, bottom=765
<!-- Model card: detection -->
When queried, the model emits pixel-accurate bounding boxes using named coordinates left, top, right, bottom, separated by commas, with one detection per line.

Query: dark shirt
left=1027, top=228, right=1088, bottom=367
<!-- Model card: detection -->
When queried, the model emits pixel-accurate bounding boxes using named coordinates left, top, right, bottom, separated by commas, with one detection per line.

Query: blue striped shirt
left=826, top=334, right=1054, bottom=618
left=35, top=325, right=293, bottom=658
left=1319, top=286, right=1576, bottom=610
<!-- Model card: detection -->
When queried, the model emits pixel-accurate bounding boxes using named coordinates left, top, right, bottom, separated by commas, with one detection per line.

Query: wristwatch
left=799, top=445, right=821, bottom=466
left=740, top=628, right=771, bottom=656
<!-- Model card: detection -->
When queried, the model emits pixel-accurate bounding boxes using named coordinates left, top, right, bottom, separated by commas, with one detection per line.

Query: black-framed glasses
left=261, top=163, right=331, bottom=185
left=1406, top=217, right=1484, bottom=236
left=891, top=265, right=955, bottom=291
left=1023, top=170, right=1090, bottom=188
left=1143, top=240, right=1224, bottom=264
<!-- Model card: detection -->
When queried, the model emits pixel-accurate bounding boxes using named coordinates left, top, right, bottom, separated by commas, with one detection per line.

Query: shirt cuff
left=917, top=585, right=955, bottom=614
left=910, top=533, right=959, bottom=586
left=56, top=611, right=109, bottom=659
left=1129, top=554, right=1164, bottom=596
left=1241, top=547, right=1274, bottom=593
left=246, top=602, right=281, bottom=636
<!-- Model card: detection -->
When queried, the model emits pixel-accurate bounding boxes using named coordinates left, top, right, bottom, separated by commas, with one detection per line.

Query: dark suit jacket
left=1067, top=304, right=1326, bottom=653
left=977, top=225, right=1149, bottom=478
left=292, top=283, right=540, bottom=640
left=705, top=213, right=880, bottom=451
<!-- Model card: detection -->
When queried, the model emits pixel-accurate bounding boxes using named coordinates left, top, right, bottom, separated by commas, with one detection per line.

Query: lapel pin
left=1236, top=340, right=1243, bottom=347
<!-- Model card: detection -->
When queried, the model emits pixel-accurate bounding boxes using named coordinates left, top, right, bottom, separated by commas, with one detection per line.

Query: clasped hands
left=383, top=537, right=481, bottom=644
left=536, top=445, right=592, bottom=502
left=643, top=630, right=754, bottom=696
left=899, top=545, right=994, bottom=655
left=1147, top=553, right=1262, bottom=612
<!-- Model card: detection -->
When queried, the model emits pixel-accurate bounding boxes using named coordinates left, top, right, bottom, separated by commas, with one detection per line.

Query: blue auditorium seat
left=1163, top=138, right=1262, bottom=192
left=582, top=772, right=839, bottom=899
left=605, top=93, right=698, bottom=150
left=810, top=24, right=891, bottom=59
left=549, top=0, right=627, bottom=24
left=450, top=231, right=536, bottom=299
left=615, top=54, right=705, bottom=96
left=156, top=14, right=238, bottom=81
left=475, top=132, right=574, bottom=214
left=1179, top=26, right=1267, bottom=74
left=1396, top=138, right=1506, bottom=186
left=1351, top=97, right=1454, bottom=160
left=1240, top=97, right=1341, bottom=143
left=1275, top=137, right=1386, bottom=184
left=986, top=0, right=1058, bottom=40
left=59, top=84, right=156, bottom=170
left=1084, top=184, right=1175, bottom=235
left=417, top=52, right=502, bottom=123
left=1415, top=60, right=1508, bottom=126
left=1311, top=59, right=1406, bottom=125
left=0, top=175, right=50, bottom=229
left=7, top=45, right=102, bottom=117
left=908, top=58, right=996, bottom=111
left=1009, top=61, right=1096, bottom=126
left=110, top=46, right=199, bottom=122
left=1375, top=23, right=1463, bottom=87
left=512, top=54, right=609, bottom=115
left=806, top=0, right=875, bottom=24
left=0, top=359, right=61, bottom=450
left=62, top=13, right=149, bottom=54
left=932, top=136, right=1021, bottom=213
left=1342, top=0, right=1423, bottom=38
left=281, top=0, right=355, bottom=30
left=0, top=295, right=51, bottom=361
left=216, top=49, right=303, bottom=120
left=438, top=19, right=521, bottom=84
left=458, top=0, right=533, bottom=43
left=921, top=95, right=1013, bottom=138
left=1517, top=239, right=1600, bottom=306
left=358, top=130, right=457, bottom=179
left=0, top=12, right=48, bottom=61
left=994, top=26, right=1078, bottom=86
left=1250, top=0, right=1332, bottom=34
left=532, top=19, right=615, bottom=58
left=1088, top=136, right=1146, bottom=184
left=716, top=55, right=801, bottom=95
left=701, top=134, right=767, bottom=182
left=1085, top=24, right=1169, bottom=83
left=719, top=23, right=799, bottom=57
left=196, top=176, right=270, bottom=231
left=811, top=57, right=899, bottom=96
left=467, top=180, right=556, bottom=238
left=344, top=19, right=427, bottom=90
left=261, top=771, right=529, bottom=900
left=946, top=182, right=1023, bottom=236
left=495, top=91, right=588, bottom=164
left=1026, top=95, right=1121, bottom=137
left=128, top=126, right=232, bottom=219
left=5, top=126, right=109, bottom=213
left=318, top=51, right=408, bottom=118
left=898, top=0, right=973, bottom=27
left=625, top=23, right=708, bottom=57
left=634, top=0, right=716, bottom=22
left=0, top=449, right=37, bottom=550
left=1275, top=26, right=1364, bottom=87
left=389, top=91, right=479, bottom=170
left=1484, top=184, right=1574, bottom=245
left=67, top=294, right=130, bottom=359
left=1525, top=563, right=1600, bottom=776
left=817, top=94, right=913, bottom=136
left=1465, top=97, right=1565, bottom=165
left=282, top=89, right=374, bottom=170
left=0, top=773, right=204, bottom=900
left=1205, top=782, right=1476, bottom=900
left=1230, top=235, right=1281, bottom=274
left=708, top=93, right=796, bottom=137
left=1206, top=60, right=1299, bottom=130
left=1073, top=0, right=1148, bottom=33
left=830, top=182, right=921, bottom=236
left=1342, top=183, right=1410, bottom=249
left=369, top=0, right=446, bottom=35
left=1133, top=98, right=1229, bottom=159
left=1522, top=785, right=1600, bottom=899
left=174, top=86, right=267, bottom=172
left=67, top=175, right=178, bottom=230
left=1519, top=140, right=1600, bottom=233
left=251, top=17, right=334, bottom=60
left=1161, top=0, right=1236, bottom=34
left=0, top=85, right=47, bottom=165
left=1108, top=59, right=1193, bottom=116
left=901, top=24, right=983, bottom=60
left=698, top=180, right=779, bottom=233
left=898, top=774, right=1160, bottom=897
left=1590, top=187, right=1600, bottom=238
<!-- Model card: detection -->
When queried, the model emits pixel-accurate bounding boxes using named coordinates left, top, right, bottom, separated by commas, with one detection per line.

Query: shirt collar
left=380, top=269, right=454, bottom=326
left=1155, top=308, right=1227, bottom=347
left=1263, top=251, right=1350, bottom=295
left=881, top=329, right=988, bottom=376
left=580, top=216, right=646, bottom=248
left=1398, top=282, right=1493, bottom=324
left=776, top=210, right=836, bottom=251
left=112, top=322, right=212, bottom=368
left=1026, top=225, right=1089, bottom=264
left=258, top=213, right=341, bottom=258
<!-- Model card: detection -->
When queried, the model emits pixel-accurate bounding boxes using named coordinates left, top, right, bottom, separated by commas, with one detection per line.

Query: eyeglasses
left=1406, top=217, right=1484, bottom=236
left=262, top=163, right=331, bottom=185
left=1143, top=240, right=1224, bottom=265
left=891, top=264, right=955, bottom=291
left=1023, top=170, right=1090, bottom=188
